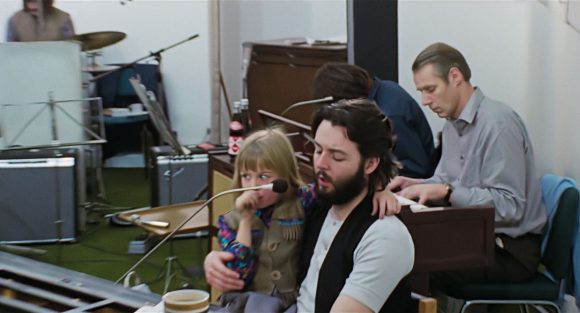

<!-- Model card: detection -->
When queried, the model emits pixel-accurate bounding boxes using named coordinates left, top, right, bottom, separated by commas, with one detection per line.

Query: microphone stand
left=280, top=96, right=334, bottom=117
left=115, top=184, right=271, bottom=285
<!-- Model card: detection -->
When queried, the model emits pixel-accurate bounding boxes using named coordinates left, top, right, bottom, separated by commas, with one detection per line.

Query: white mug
left=163, top=289, right=209, bottom=313
left=129, top=103, right=144, bottom=113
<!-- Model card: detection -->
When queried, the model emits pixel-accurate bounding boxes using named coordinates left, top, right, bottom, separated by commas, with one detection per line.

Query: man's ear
left=364, top=157, right=380, bottom=175
left=448, top=67, right=463, bottom=87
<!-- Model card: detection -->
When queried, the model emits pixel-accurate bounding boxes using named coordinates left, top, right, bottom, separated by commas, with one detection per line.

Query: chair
left=95, top=63, right=164, bottom=160
left=96, top=63, right=161, bottom=109
left=445, top=187, right=579, bottom=313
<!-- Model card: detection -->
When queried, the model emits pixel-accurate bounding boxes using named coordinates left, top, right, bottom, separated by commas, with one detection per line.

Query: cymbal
left=66, top=31, right=126, bottom=51
left=83, top=64, right=120, bottom=73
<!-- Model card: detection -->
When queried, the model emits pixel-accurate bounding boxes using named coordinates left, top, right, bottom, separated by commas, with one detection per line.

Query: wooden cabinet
left=244, top=38, right=347, bottom=128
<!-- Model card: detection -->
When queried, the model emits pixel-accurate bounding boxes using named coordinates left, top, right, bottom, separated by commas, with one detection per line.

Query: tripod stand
left=116, top=201, right=209, bottom=293
left=149, top=237, right=195, bottom=294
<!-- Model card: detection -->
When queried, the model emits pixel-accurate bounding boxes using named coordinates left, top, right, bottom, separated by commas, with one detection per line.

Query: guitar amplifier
left=0, top=149, right=77, bottom=243
left=149, top=146, right=211, bottom=207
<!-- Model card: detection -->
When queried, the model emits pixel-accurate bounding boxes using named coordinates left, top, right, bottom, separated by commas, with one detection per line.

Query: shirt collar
left=455, top=87, right=483, bottom=124
left=450, top=87, right=483, bottom=133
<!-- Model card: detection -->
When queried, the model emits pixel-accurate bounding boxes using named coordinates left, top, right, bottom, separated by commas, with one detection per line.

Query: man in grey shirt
left=389, top=42, right=546, bottom=287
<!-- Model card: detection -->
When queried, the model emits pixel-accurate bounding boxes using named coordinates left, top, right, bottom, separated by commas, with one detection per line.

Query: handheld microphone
left=115, top=179, right=289, bottom=284
left=280, top=96, right=334, bottom=117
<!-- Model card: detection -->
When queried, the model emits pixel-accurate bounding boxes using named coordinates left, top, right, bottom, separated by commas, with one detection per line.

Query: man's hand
left=387, top=176, right=423, bottom=191
left=203, top=251, right=244, bottom=292
left=397, top=183, right=447, bottom=204
left=371, top=188, right=401, bottom=218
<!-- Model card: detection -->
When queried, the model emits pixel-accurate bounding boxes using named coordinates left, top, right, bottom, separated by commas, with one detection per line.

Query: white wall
left=0, top=0, right=213, bottom=145
left=5, top=1, right=578, bottom=180
left=399, top=0, right=580, bottom=180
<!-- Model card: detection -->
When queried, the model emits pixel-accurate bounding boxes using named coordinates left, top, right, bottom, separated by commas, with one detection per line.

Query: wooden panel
left=211, top=171, right=235, bottom=226
left=209, top=168, right=234, bottom=303
left=245, top=39, right=347, bottom=128
left=398, top=206, right=495, bottom=273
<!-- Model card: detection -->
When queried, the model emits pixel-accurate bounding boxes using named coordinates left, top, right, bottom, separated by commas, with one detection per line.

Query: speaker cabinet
left=0, top=154, right=76, bottom=243
left=150, top=146, right=209, bottom=207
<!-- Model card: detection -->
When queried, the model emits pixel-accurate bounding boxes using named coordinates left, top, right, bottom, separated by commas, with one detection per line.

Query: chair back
left=542, top=187, right=579, bottom=280
left=96, top=63, right=159, bottom=108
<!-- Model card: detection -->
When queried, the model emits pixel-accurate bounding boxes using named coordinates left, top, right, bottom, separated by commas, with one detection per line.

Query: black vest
left=299, top=194, right=410, bottom=313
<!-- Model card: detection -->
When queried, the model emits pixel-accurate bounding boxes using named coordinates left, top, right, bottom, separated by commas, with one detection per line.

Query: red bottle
left=240, top=98, right=252, bottom=133
left=228, top=101, right=245, bottom=157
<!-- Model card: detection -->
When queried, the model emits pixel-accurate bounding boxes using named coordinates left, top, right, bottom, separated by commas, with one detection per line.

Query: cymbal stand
left=90, top=33, right=199, bottom=83
left=89, top=34, right=199, bottom=130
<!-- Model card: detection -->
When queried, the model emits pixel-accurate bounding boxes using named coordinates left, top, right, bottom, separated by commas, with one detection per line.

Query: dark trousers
left=430, top=233, right=542, bottom=291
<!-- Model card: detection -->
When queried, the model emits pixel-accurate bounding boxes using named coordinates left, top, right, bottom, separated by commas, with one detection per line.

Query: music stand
left=1, top=95, right=106, bottom=149
left=117, top=201, right=209, bottom=293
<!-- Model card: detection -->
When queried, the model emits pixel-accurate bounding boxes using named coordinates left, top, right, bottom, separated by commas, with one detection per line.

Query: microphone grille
left=271, top=179, right=289, bottom=193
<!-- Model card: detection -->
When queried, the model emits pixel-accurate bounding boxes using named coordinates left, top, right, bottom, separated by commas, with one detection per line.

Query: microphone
left=261, top=179, right=289, bottom=193
left=115, top=179, right=289, bottom=284
left=280, top=96, right=334, bottom=117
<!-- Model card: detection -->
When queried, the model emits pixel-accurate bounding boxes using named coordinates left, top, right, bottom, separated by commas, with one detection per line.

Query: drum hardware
left=89, top=33, right=200, bottom=83
left=65, top=31, right=127, bottom=52
left=84, top=50, right=121, bottom=74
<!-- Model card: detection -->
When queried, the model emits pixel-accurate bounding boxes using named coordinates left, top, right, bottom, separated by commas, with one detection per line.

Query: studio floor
left=12, top=167, right=209, bottom=296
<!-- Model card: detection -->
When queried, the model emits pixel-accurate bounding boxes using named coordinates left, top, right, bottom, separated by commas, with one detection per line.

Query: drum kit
left=64, top=30, right=127, bottom=74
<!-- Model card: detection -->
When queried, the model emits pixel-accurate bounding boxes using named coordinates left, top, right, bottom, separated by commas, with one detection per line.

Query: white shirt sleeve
left=339, top=216, right=414, bottom=312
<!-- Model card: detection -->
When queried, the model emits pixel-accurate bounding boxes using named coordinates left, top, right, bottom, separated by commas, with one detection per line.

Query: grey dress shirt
left=425, top=88, right=546, bottom=238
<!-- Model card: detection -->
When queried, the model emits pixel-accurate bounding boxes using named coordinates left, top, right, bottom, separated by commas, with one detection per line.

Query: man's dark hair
left=23, top=0, right=54, bottom=13
left=313, top=62, right=371, bottom=100
left=311, top=98, right=397, bottom=191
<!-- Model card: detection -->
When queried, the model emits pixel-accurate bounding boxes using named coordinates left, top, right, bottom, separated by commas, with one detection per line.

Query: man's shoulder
left=52, top=8, right=72, bottom=19
left=10, top=10, right=30, bottom=21
left=374, top=79, right=412, bottom=97
left=366, top=215, right=412, bottom=240
left=372, top=79, right=419, bottom=113
left=476, top=95, right=524, bottom=129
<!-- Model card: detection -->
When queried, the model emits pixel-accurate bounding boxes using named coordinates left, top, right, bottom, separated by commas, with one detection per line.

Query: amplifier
left=149, top=146, right=209, bottom=207
left=0, top=150, right=77, bottom=243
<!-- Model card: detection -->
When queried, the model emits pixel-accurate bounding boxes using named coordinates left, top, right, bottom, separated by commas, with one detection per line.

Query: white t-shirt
left=297, top=210, right=414, bottom=313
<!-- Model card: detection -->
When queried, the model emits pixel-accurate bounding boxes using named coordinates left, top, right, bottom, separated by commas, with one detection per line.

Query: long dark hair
left=23, top=0, right=54, bottom=14
left=311, top=98, right=397, bottom=191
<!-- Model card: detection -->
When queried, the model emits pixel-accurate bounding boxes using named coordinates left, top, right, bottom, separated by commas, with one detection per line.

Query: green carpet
left=22, top=168, right=209, bottom=295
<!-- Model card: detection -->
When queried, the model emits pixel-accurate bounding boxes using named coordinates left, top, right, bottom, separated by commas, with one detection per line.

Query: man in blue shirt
left=313, top=63, right=436, bottom=178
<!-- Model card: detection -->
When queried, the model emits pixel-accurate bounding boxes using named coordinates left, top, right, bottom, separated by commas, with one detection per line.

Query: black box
left=149, top=146, right=210, bottom=207
left=0, top=149, right=77, bottom=243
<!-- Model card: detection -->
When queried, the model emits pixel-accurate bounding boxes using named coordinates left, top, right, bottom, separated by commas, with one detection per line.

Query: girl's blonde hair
left=232, top=128, right=303, bottom=210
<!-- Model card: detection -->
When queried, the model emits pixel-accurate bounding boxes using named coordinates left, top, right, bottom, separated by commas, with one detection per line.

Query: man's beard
left=316, top=161, right=367, bottom=205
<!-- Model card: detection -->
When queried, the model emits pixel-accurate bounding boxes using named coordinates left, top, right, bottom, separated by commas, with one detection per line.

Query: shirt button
left=271, top=270, right=282, bottom=280
left=268, top=242, right=278, bottom=252
left=460, top=155, right=464, bottom=160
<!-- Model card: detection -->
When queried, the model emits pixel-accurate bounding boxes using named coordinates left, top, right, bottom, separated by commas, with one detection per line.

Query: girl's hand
left=371, top=188, right=401, bottom=219
left=235, top=190, right=259, bottom=220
